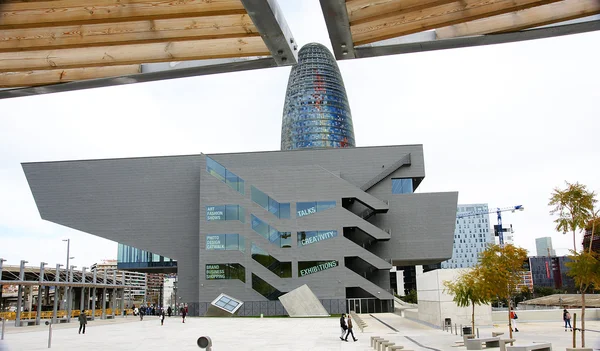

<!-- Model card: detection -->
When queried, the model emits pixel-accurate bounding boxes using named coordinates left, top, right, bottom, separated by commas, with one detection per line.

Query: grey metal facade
left=22, top=145, right=458, bottom=316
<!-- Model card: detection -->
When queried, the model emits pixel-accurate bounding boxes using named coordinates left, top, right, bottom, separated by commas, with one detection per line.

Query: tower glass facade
left=281, top=43, right=355, bottom=150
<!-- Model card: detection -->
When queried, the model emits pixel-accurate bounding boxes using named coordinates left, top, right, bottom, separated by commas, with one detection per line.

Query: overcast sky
left=1, top=0, right=599, bottom=270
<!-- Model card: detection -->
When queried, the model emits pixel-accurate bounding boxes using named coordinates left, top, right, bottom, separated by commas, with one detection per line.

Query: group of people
left=132, top=304, right=188, bottom=324
left=338, top=314, right=358, bottom=342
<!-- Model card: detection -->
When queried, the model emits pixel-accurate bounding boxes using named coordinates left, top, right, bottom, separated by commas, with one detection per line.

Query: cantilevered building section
left=281, top=43, right=356, bottom=150
left=23, top=145, right=457, bottom=316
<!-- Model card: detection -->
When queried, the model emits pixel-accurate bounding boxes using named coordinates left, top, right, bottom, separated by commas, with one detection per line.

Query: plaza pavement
left=1, top=313, right=599, bottom=350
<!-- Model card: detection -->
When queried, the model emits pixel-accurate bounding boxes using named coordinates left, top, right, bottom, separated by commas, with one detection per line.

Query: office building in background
left=441, top=204, right=493, bottom=269
left=536, top=237, right=556, bottom=257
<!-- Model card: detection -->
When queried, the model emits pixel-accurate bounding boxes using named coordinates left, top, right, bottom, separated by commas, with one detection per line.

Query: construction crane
left=456, top=205, right=524, bottom=245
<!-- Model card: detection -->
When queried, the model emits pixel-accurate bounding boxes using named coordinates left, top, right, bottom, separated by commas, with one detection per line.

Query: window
left=211, top=293, right=243, bottom=314
left=205, top=234, right=245, bottom=252
left=251, top=215, right=291, bottom=248
left=298, top=260, right=338, bottom=277
left=206, top=205, right=245, bottom=223
left=251, top=186, right=290, bottom=219
left=297, top=230, right=338, bottom=247
left=252, top=273, right=283, bottom=300
left=251, top=243, right=292, bottom=278
left=206, top=156, right=245, bottom=194
left=205, top=263, right=245, bottom=282
left=296, top=201, right=336, bottom=218
left=392, top=178, right=413, bottom=194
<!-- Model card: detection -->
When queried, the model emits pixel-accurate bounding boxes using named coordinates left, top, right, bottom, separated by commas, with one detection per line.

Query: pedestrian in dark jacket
left=78, top=310, right=87, bottom=334
left=160, top=310, right=166, bottom=326
left=339, top=313, right=348, bottom=340
left=563, top=309, right=572, bottom=331
left=344, top=315, right=358, bottom=342
left=181, top=307, right=186, bottom=323
left=167, top=306, right=172, bottom=317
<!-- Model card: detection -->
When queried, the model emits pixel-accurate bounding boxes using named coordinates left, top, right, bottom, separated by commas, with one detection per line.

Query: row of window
left=392, top=178, right=413, bottom=194
left=251, top=215, right=292, bottom=248
left=205, top=234, right=245, bottom=252
left=205, top=263, right=245, bottom=282
left=206, top=157, right=245, bottom=194
left=251, top=186, right=291, bottom=219
left=206, top=205, right=245, bottom=223
left=251, top=243, right=292, bottom=278
left=117, top=243, right=176, bottom=268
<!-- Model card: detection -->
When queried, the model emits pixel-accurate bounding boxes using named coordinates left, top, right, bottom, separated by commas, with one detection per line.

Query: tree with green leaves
left=478, top=244, right=528, bottom=340
left=566, top=250, right=600, bottom=347
left=549, top=181, right=596, bottom=252
left=444, top=268, right=490, bottom=331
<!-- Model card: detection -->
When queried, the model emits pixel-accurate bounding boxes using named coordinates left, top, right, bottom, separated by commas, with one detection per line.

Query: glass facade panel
left=206, top=205, right=245, bottom=223
left=251, top=215, right=269, bottom=238
left=251, top=215, right=290, bottom=248
left=296, top=201, right=336, bottom=218
left=251, top=186, right=269, bottom=208
left=251, top=243, right=292, bottom=278
left=117, top=243, right=177, bottom=269
left=297, top=230, right=338, bottom=247
left=251, top=186, right=290, bottom=219
left=205, top=156, right=244, bottom=195
left=205, top=263, right=245, bottom=282
left=279, top=203, right=291, bottom=219
left=298, top=260, right=338, bottom=277
left=205, top=234, right=245, bottom=252
left=252, top=273, right=283, bottom=300
left=281, top=43, right=356, bottom=150
left=392, top=178, right=413, bottom=194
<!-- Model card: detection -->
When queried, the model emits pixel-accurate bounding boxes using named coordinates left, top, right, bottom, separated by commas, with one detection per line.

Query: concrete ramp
left=278, top=285, right=329, bottom=317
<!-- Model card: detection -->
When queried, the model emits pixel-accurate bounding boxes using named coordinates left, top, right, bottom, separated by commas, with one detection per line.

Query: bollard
left=45, top=321, right=52, bottom=348
left=460, top=324, right=463, bottom=336
left=455, top=323, right=457, bottom=335
left=477, top=328, right=479, bottom=338
left=1, top=317, right=5, bottom=340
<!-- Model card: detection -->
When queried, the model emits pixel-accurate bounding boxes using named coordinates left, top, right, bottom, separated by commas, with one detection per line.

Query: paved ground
left=1, top=313, right=600, bottom=350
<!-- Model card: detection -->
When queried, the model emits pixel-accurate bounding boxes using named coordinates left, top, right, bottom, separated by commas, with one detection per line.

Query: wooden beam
left=346, top=0, right=457, bottom=25
left=0, top=36, right=270, bottom=72
left=0, top=0, right=247, bottom=29
left=0, top=14, right=258, bottom=52
left=436, top=0, right=600, bottom=38
left=0, top=65, right=141, bottom=88
left=350, top=0, right=562, bottom=45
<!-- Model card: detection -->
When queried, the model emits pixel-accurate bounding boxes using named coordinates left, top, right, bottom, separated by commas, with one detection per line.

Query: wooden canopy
left=320, top=0, right=600, bottom=60
left=0, top=0, right=298, bottom=98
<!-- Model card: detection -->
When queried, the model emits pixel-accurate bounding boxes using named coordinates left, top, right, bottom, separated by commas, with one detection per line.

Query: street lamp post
left=62, top=239, right=70, bottom=275
left=67, top=265, right=76, bottom=322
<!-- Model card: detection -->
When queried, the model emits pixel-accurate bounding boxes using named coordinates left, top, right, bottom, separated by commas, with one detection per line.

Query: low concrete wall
left=417, top=269, right=492, bottom=328
left=492, top=308, right=600, bottom=323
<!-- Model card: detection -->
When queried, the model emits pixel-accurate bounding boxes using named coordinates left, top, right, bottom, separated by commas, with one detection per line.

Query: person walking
left=563, top=309, right=572, bottom=331
left=78, top=310, right=87, bottom=334
left=339, top=313, right=348, bottom=341
left=510, top=307, right=519, bottom=332
left=167, top=306, right=172, bottom=317
left=181, top=306, right=187, bottom=323
left=160, top=310, right=166, bottom=326
left=139, top=306, right=145, bottom=321
left=344, top=315, right=358, bottom=342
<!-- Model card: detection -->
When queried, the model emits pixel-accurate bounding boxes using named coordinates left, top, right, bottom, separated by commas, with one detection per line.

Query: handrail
left=349, top=311, right=368, bottom=332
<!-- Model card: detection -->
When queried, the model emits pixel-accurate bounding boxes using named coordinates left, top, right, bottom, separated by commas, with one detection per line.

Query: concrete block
left=278, top=285, right=329, bottom=317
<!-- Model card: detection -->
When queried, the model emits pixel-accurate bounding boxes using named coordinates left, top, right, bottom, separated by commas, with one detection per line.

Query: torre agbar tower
left=281, top=43, right=355, bottom=150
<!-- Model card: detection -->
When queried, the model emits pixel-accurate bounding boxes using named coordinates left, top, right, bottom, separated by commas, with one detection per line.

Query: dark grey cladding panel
left=22, top=155, right=201, bottom=259
left=369, top=192, right=459, bottom=266
left=21, top=155, right=202, bottom=303
left=208, top=144, right=425, bottom=188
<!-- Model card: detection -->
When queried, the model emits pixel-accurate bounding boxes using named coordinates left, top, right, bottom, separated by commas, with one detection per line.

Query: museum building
left=23, top=144, right=457, bottom=316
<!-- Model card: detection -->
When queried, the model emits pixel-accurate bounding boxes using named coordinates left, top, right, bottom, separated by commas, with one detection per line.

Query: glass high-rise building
left=281, top=43, right=355, bottom=150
